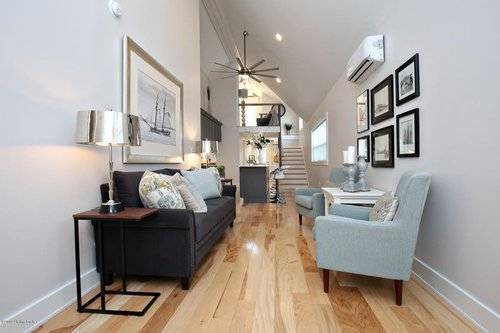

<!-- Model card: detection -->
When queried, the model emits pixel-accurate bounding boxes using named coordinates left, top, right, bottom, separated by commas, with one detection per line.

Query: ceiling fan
left=212, top=31, right=279, bottom=83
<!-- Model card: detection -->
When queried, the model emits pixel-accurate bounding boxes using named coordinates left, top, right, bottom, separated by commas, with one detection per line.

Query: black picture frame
left=357, top=135, right=370, bottom=162
left=371, top=75, right=394, bottom=125
left=371, top=125, right=394, bottom=168
left=395, top=53, right=420, bottom=106
left=356, top=90, right=370, bottom=133
left=396, top=108, right=420, bottom=157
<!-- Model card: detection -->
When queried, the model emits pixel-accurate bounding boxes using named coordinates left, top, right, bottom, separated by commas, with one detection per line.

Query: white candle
left=343, top=151, right=348, bottom=164
left=347, top=146, right=356, bottom=163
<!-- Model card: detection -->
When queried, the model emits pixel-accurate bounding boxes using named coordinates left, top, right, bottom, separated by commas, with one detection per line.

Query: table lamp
left=76, top=110, right=141, bottom=213
left=201, top=139, right=218, bottom=167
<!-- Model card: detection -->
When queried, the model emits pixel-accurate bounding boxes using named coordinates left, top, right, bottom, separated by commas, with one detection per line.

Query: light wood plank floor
left=36, top=193, right=477, bottom=332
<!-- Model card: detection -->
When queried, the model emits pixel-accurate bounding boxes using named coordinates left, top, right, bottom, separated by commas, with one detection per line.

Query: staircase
left=279, top=145, right=309, bottom=191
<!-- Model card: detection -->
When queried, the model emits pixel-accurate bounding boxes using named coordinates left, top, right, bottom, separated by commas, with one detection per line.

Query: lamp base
left=99, top=200, right=124, bottom=214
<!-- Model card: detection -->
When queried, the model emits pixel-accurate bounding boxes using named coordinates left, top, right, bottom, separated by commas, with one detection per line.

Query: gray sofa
left=94, top=168, right=236, bottom=290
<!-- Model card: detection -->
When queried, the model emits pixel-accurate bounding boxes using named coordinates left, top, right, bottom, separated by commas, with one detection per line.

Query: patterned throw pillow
left=138, top=171, right=185, bottom=209
left=369, top=192, right=399, bottom=222
left=169, top=173, right=208, bottom=213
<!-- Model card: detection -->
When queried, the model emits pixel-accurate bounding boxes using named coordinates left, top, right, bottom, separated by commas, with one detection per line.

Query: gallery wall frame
left=396, top=108, right=420, bottom=157
left=356, top=90, right=370, bottom=133
left=357, top=135, right=370, bottom=162
left=122, top=35, right=184, bottom=164
left=371, top=75, right=394, bottom=125
left=371, top=125, right=394, bottom=168
left=395, top=53, right=420, bottom=106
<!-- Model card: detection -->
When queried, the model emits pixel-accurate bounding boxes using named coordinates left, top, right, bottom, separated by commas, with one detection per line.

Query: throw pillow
left=209, top=167, right=223, bottom=194
left=169, top=173, right=208, bottom=213
left=369, top=192, right=399, bottom=222
left=138, top=170, right=185, bottom=209
left=181, top=168, right=222, bottom=200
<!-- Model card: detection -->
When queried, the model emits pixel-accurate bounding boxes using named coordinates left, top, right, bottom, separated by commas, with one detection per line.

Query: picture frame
left=356, top=90, right=369, bottom=133
left=357, top=135, right=370, bottom=162
left=395, top=53, right=420, bottom=106
left=371, top=75, right=394, bottom=125
left=122, top=35, right=184, bottom=164
left=397, top=108, right=420, bottom=157
left=371, top=125, right=394, bottom=168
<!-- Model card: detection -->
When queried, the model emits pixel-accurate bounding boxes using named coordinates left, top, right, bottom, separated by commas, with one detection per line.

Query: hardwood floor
left=36, top=194, right=478, bottom=332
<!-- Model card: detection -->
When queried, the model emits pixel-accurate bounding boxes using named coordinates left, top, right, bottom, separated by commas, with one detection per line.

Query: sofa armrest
left=295, top=188, right=322, bottom=196
left=222, top=185, right=237, bottom=197
left=138, top=208, right=196, bottom=230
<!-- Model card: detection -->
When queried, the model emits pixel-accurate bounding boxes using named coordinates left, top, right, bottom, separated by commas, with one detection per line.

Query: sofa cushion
left=181, top=169, right=222, bottom=200
left=295, top=194, right=313, bottom=210
left=169, top=173, right=207, bottom=213
left=114, top=168, right=180, bottom=207
left=194, top=196, right=234, bottom=242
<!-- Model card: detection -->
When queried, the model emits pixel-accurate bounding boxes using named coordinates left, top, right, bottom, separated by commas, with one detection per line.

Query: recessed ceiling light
left=276, top=77, right=282, bottom=83
left=275, top=33, right=283, bottom=42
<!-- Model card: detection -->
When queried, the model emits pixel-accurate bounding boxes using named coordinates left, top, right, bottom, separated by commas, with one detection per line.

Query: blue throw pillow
left=181, top=169, right=221, bottom=200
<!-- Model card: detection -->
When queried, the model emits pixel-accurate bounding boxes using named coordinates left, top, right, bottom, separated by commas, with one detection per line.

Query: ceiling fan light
left=276, top=77, right=282, bottom=83
left=275, top=33, right=283, bottom=42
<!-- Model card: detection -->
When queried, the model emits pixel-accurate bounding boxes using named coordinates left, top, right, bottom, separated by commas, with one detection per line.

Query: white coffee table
left=321, top=187, right=386, bottom=215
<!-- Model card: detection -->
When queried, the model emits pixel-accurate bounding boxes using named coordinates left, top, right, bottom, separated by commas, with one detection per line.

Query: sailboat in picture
left=140, top=92, right=175, bottom=137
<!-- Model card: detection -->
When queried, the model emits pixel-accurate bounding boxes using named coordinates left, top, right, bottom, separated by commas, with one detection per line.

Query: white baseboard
left=412, top=258, right=499, bottom=332
left=1, top=268, right=99, bottom=333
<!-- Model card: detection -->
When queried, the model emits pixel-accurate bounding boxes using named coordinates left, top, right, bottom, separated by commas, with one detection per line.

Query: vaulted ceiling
left=215, top=0, right=393, bottom=120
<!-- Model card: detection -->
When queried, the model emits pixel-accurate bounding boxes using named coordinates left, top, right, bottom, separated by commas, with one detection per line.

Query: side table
left=221, top=178, right=233, bottom=185
left=321, top=187, right=386, bottom=215
left=73, top=207, right=160, bottom=316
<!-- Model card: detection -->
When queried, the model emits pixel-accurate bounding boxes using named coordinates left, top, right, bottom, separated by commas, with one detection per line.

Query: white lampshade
left=201, top=139, right=219, bottom=154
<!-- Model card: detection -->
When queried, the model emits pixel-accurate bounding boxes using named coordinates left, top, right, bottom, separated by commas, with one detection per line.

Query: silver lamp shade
left=76, top=110, right=141, bottom=146
left=76, top=110, right=141, bottom=213
left=201, top=139, right=219, bottom=154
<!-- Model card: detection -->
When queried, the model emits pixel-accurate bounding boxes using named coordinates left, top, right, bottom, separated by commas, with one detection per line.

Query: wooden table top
left=73, top=207, right=159, bottom=221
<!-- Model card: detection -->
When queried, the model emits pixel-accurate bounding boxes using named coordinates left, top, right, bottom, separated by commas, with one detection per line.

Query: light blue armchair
left=295, top=168, right=345, bottom=225
left=314, top=171, right=431, bottom=305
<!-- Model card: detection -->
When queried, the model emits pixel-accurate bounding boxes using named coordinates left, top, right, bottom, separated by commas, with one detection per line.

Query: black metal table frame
left=73, top=217, right=160, bottom=316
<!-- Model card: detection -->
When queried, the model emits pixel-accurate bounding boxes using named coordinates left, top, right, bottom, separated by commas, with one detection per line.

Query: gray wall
left=0, top=0, right=200, bottom=327
left=302, top=1, right=500, bottom=330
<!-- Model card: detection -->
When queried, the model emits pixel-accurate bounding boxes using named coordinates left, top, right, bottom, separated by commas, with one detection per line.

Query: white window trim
left=310, top=115, right=328, bottom=165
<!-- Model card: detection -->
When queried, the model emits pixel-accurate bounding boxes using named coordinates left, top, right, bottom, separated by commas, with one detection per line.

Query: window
left=311, top=117, right=328, bottom=164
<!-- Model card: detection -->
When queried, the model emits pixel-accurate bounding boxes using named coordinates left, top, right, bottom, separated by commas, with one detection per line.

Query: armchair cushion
left=329, top=204, right=371, bottom=221
left=295, top=195, right=313, bottom=209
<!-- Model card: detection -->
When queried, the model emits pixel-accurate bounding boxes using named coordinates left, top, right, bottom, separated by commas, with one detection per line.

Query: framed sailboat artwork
left=122, top=35, right=184, bottom=163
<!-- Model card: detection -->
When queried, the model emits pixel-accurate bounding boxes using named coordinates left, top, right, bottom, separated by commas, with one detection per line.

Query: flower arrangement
left=246, top=134, right=271, bottom=150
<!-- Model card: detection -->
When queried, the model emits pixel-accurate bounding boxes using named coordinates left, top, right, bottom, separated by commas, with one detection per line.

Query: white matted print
left=356, top=90, right=369, bottom=133
left=397, top=108, right=420, bottom=157
left=123, top=36, right=184, bottom=164
left=395, top=54, right=420, bottom=106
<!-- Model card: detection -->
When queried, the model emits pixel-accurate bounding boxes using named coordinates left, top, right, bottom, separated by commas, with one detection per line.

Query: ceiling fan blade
left=249, top=59, right=265, bottom=70
left=211, top=70, right=238, bottom=73
left=236, top=57, right=245, bottom=71
left=248, top=74, right=262, bottom=83
left=255, top=74, right=277, bottom=78
left=214, top=62, right=239, bottom=71
left=252, top=67, right=280, bottom=73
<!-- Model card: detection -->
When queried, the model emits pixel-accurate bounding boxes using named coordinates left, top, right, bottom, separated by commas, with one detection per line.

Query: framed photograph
left=371, top=125, right=394, bottom=168
left=356, top=90, right=369, bottom=133
left=357, top=135, right=370, bottom=162
left=397, top=108, right=420, bottom=157
left=371, top=75, right=394, bottom=125
left=122, top=35, right=184, bottom=164
left=395, top=53, right=420, bottom=106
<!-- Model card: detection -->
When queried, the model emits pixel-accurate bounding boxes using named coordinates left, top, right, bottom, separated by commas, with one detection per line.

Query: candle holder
left=356, top=156, right=370, bottom=191
left=342, top=163, right=357, bottom=192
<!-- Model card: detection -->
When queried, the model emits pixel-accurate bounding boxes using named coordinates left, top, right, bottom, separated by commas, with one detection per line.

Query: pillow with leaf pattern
left=138, top=170, right=185, bottom=209
left=369, top=192, right=399, bottom=222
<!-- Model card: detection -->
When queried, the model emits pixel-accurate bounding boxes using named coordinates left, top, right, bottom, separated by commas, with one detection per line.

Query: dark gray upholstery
left=94, top=169, right=236, bottom=289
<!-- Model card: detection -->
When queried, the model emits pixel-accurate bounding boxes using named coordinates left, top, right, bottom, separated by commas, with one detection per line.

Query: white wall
left=0, top=0, right=200, bottom=330
left=302, top=1, right=500, bottom=330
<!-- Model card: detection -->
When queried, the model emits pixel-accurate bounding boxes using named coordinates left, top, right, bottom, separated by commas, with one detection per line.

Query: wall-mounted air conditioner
left=346, top=35, right=384, bottom=84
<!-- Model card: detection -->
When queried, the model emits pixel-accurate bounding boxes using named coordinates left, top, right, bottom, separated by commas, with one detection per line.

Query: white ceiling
left=215, top=0, right=393, bottom=119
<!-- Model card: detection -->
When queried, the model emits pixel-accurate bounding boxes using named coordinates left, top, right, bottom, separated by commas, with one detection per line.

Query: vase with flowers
left=246, top=134, right=271, bottom=164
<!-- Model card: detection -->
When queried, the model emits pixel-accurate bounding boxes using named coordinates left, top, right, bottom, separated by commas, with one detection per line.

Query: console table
left=73, top=207, right=160, bottom=316
left=321, top=187, right=385, bottom=215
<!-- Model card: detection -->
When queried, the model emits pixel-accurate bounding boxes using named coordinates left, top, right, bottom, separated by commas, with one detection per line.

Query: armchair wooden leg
left=323, top=269, right=330, bottom=293
left=394, top=280, right=403, bottom=305
left=299, top=214, right=302, bottom=226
